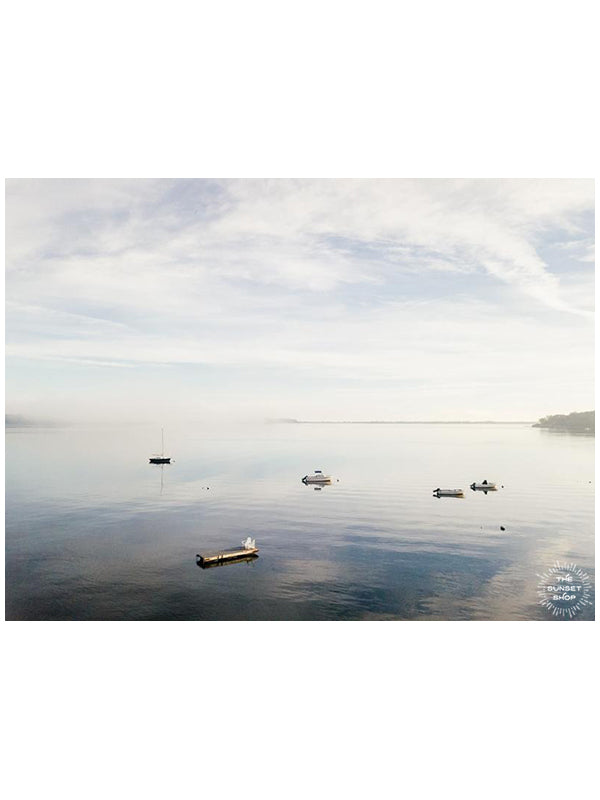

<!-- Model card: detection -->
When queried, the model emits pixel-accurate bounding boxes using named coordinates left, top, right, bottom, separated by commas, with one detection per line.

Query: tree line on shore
left=533, top=410, right=594, bottom=432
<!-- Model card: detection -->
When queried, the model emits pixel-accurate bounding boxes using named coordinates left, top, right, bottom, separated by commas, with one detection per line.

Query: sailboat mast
left=161, top=428, right=164, bottom=456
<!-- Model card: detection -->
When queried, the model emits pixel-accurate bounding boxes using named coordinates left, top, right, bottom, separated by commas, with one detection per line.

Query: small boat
left=433, top=488, right=464, bottom=497
left=302, top=470, right=332, bottom=484
left=149, top=428, right=171, bottom=464
left=470, top=480, right=497, bottom=491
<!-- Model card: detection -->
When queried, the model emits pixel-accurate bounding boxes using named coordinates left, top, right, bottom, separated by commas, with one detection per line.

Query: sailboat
left=149, top=429, right=171, bottom=464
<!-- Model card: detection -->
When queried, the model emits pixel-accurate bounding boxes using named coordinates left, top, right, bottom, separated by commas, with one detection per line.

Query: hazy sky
left=5, top=178, right=594, bottom=423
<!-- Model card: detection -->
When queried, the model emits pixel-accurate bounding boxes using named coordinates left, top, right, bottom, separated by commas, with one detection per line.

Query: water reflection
left=196, top=554, right=259, bottom=570
left=149, top=462, right=171, bottom=494
left=302, top=476, right=339, bottom=491
left=535, top=428, right=594, bottom=437
left=4, top=423, right=595, bottom=620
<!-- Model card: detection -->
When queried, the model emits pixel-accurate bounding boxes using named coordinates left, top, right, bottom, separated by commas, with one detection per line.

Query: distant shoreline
left=273, top=419, right=534, bottom=425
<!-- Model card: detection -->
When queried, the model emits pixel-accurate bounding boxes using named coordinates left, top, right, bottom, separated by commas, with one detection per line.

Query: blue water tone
left=5, top=423, right=595, bottom=620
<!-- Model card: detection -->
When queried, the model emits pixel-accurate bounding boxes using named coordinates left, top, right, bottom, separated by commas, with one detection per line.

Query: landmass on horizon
left=270, top=418, right=534, bottom=424
left=5, top=414, right=59, bottom=428
left=272, top=411, right=595, bottom=429
left=7, top=411, right=594, bottom=432
left=532, top=410, right=594, bottom=433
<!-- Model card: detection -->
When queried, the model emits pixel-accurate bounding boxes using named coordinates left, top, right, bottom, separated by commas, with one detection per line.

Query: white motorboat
left=470, top=480, right=497, bottom=491
left=302, top=470, right=332, bottom=484
left=433, top=488, right=464, bottom=497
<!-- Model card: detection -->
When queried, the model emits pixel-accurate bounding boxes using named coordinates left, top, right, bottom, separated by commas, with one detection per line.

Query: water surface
left=5, top=423, right=595, bottom=620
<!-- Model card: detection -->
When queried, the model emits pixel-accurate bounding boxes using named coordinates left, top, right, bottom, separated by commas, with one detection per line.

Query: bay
left=4, top=422, right=595, bottom=620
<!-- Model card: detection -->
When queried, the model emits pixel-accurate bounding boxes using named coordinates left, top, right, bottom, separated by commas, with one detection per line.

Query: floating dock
left=196, top=545, right=259, bottom=567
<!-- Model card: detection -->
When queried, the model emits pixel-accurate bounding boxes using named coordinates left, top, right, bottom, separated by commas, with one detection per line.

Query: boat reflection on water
left=150, top=462, right=170, bottom=494
left=302, top=470, right=338, bottom=491
left=196, top=554, right=259, bottom=570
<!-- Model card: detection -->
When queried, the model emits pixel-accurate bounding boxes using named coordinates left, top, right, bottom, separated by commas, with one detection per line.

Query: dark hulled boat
left=149, top=429, right=171, bottom=464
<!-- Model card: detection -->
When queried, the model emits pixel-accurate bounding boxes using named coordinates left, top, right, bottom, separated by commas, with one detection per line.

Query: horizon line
left=272, top=419, right=535, bottom=425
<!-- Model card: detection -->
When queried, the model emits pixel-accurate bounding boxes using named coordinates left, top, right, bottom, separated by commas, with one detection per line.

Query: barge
left=196, top=537, right=258, bottom=567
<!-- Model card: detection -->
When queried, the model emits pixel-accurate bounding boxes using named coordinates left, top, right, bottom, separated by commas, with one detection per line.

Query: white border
left=3, top=1, right=597, bottom=798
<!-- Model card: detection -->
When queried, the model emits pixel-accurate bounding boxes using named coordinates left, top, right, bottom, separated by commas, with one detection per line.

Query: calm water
left=5, top=423, right=595, bottom=620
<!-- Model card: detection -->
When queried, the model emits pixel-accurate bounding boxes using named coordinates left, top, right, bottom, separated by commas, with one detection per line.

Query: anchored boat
left=470, top=480, right=497, bottom=491
left=433, top=488, right=464, bottom=497
left=302, top=470, right=332, bottom=484
left=149, top=428, right=171, bottom=464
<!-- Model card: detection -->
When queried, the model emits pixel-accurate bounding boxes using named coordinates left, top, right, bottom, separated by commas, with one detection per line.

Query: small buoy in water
left=500, top=526, right=506, bottom=531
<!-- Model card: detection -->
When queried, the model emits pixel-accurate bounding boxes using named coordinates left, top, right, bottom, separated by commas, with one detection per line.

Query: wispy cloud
left=5, top=179, right=594, bottom=422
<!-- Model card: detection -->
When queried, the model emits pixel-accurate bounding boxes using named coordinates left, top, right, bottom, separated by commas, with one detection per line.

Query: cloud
left=6, top=179, right=594, bottom=304
left=200, top=179, right=593, bottom=312
left=550, top=236, right=595, bottom=264
left=4, top=179, right=594, bottom=421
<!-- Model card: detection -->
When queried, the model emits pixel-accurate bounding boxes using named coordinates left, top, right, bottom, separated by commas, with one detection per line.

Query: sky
left=4, top=178, right=595, bottom=424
